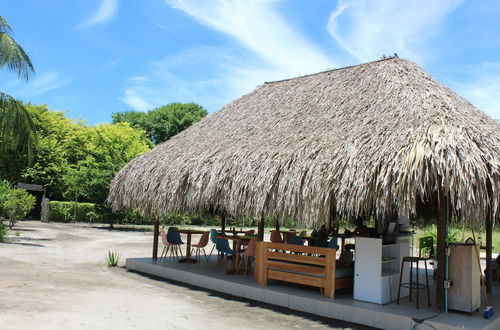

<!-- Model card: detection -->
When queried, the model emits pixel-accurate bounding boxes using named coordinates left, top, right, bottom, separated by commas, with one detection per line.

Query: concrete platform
left=126, top=256, right=500, bottom=330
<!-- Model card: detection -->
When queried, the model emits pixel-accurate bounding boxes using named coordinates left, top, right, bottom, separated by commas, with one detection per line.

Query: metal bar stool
left=397, top=236, right=433, bottom=309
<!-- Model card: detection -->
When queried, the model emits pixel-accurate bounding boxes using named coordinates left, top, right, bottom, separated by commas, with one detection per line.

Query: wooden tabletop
left=221, top=229, right=247, bottom=234
left=174, top=229, right=208, bottom=234
left=217, top=234, right=253, bottom=241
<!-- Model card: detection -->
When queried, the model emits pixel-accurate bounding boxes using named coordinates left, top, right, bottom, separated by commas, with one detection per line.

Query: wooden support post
left=152, top=217, right=159, bottom=260
left=220, top=213, right=226, bottom=232
left=436, top=191, right=446, bottom=311
left=258, top=216, right=265, bottom=241
left=324, top=247, right=336, bottom=299
left=254, top=241, right=266, bottom=284
left=486, top=214, right=493, bottom=293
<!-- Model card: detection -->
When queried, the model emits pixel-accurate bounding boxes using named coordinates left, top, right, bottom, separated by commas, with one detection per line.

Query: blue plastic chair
left=215, top=237, right=234, bottom=267
left=209, top=229, right=219, bottom=258
left=289, top=235, right=305, bottom=245
left=166, top=227, right=184, bottom=259
left=210, top=229, right=219, bottom=244
left=216, top=238, right=234, bottom=255
left=328, top=236, right=339, bottom=250
left=167, top=227, right=184, bottom=245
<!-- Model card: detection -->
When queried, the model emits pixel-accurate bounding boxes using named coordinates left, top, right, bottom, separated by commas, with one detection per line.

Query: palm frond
left=0, top=16, right=12, bottom=33
left=0, top=33, right=34, bottom=80
left=0, top=91, right=37, bottom=163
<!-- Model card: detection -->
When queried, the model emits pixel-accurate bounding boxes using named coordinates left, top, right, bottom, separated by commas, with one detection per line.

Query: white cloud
left=119, top=46, right=237, bottom=111
left=166, top=0, right=336, bottom=76
left=79, top=0, right=118, bottom=28
left=99, top=58, right=121, bottom=71
left=327, top=0, right=462, bottom=64
left=129, top=76, right=151, bottom=82
left=120, top=0, right=339, bottom=112
left=18, top=72, right=72, bottom=97
left=450, top=62, right=500, bottom=120
left=120, top=88, right=154, bottom=112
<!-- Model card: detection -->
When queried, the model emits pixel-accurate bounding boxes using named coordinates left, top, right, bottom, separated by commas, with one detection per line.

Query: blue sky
left=1, top=0, right=499, bottom=124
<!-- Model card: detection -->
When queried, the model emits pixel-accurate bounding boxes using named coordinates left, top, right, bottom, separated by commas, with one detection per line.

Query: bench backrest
left=254, top=241, right=336, bottom=284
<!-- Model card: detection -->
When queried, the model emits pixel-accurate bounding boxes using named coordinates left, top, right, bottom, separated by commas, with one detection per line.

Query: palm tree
left=0, top=15, right=36, bottom=165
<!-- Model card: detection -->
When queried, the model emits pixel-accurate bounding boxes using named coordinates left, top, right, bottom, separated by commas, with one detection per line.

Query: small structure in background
left=40, top=196, right=49, bottom=222
left=14, top=183, right=46, bottom=221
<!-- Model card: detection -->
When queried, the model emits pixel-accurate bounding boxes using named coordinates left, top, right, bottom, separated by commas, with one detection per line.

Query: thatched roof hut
left=108, top=57, right=500, bottom=227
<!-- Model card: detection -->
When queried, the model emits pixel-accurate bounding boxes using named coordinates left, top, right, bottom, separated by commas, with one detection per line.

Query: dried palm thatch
left=108, top=57, right=500, bottom=227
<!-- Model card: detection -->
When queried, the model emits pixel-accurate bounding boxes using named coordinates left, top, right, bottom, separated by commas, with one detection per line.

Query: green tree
left=21, top=104, right=151, bottom=204
left=62, top=122, right=151, bottom=227
left=0, top=15, right=37, bottom=170
left=112, top=102, right=207, bottom=144
left=21, top=104, right=89, bottom=200
left=111, top=111, right=147, bottom=131
left=63, top=122, right=152, bottom=204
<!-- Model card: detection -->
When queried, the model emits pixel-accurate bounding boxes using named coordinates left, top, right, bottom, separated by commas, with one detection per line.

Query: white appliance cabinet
left=354, top=237, right=410, bottom=304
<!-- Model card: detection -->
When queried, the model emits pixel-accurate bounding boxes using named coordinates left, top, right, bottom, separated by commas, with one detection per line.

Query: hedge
left=48, top=201, right=336, bottom=229
left=49, top=201, right=101, bottom=223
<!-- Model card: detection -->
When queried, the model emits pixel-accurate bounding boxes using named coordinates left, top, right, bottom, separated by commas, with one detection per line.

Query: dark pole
left=258, top=216, right=265, bottom=241
left=436, top=189, right=446, bottom=311
left=152, top=217, right=159, bottom=260
left=220, top=213, right=226, bottom=232
left=486, top=211, right=492, bottom=293
left=73, top=190, right=78, bottom=223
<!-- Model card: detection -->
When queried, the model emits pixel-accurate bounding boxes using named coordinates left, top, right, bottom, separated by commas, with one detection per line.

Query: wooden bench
left=254, top=242, right=353, bottom=298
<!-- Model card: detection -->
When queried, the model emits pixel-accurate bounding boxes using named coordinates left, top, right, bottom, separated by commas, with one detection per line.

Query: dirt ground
left=0, top=221, right=372, bottom=330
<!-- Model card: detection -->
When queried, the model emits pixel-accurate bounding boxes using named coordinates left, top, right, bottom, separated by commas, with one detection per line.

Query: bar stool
left=397, top=236, right=433, bottom=308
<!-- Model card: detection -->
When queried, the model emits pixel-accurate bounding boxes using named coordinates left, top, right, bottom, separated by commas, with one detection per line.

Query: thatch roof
left=108, top=57, right=500, bottom=226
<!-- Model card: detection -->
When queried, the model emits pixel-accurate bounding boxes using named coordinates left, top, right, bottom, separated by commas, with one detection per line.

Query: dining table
left=216, top=234, right=253, bottom=274
left=221, top=228, right=247, bottom=236
left=174, top=229, right=208, bottom=263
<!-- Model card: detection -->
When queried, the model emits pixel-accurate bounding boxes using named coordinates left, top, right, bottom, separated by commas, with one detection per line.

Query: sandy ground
left=0, top=221, right=371, bottom=330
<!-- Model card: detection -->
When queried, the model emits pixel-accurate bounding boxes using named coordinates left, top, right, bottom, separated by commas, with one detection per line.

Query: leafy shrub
left=49, top=201, right=103, bottom=222
left=119, top=208, right=151, bottom=225
left=0, top=222, right=8, bottom=242
left=425, top=224, right=461, bottom=254
left=0, top=180, right=10, bottom=212
left=105, top=250, right=120, bottom=267
left=49, top=201, right=75, bottom=222
left=1, top=187, right=36, bottom=228
left=159, top=212, right=220, bottom=227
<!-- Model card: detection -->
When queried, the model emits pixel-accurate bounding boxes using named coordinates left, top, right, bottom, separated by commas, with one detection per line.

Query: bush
left=0, top=180, right=10, bottom=212
left=159, top=212, right=220, bottom=227
left=0, top=185, right=36, bottom=228
left=0, top=222, right=8, bottom=242
left=49, top=201, right=103, bottom=222
left=49, top=201, right=76, bottom=222
left=425, top=224, right=461, bottom=253
left=118, top=208, right=151, bottom=225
